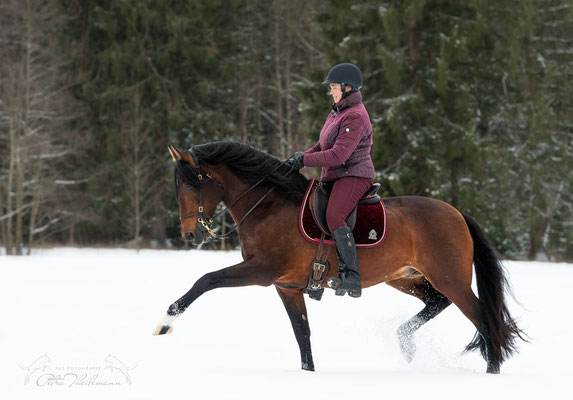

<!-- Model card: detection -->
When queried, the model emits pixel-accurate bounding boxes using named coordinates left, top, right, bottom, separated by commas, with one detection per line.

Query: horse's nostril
left=184, top=231, right=194, bottom=241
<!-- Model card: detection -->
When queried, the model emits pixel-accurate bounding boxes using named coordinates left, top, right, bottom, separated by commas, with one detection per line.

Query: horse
left=153, top=141, right=524, bottom=374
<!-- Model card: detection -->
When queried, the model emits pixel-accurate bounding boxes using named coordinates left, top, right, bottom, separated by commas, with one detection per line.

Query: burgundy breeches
left=326, top=176, right=373, bottom=232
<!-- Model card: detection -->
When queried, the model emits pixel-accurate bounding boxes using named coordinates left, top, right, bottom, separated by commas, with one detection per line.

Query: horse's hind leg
left=275, top=286, right=314, bottom=371
left=423, top=271, right=501, bottom=373
left=386, top=275, right=451, bottom=362
left=439, top=286, right=501, bottom=374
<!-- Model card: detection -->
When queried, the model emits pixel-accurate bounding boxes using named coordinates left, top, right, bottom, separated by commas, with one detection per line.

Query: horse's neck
left=217, top=167, right=298, bottom=227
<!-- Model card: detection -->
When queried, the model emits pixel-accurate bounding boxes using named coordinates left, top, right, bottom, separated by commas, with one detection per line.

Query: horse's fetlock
left=167, top=302, right=181, bottom=316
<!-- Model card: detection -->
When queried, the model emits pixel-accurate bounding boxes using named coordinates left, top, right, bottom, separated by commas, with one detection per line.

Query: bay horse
left=153, top=141, right=524, bottom=374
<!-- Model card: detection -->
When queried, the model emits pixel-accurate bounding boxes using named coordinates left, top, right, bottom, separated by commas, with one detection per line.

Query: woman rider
left=287, top=63, right=375, bottom=298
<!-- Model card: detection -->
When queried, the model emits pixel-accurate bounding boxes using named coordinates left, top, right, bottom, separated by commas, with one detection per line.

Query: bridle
left=177, top=150, right=225, bottom=238
left=178, top=149, right=292, bottom=241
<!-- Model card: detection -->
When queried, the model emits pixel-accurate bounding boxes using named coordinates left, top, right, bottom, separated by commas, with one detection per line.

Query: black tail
left=462, top=214, right=525, bottom=366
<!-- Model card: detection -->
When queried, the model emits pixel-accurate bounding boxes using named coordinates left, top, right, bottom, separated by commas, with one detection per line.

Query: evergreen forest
left=1, top=0, right=571, bottom=261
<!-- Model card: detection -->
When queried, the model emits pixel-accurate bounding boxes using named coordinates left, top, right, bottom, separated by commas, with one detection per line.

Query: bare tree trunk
left=284, top=7, right=293, bottom=157
left=541, top=180, right=565, bottom=261
left=273, top=1, right=285, bottom=158
left=11, top=0, right=33, bottom=256
left=239, top=83, right=253, bottom=145
left=122, top=84, right=162, bottom=251
left=0, top=178, right=5, bottom=253
left=6, top=118, right=16, bottom=255
left=15, top=136, right=24, bottom=255
left=255, top=63, right=263, bottom=149
left=27, top=172, right=41, bottom=255
left=134, top=151, right=141, bottom=251
left=527, top=177, right=544, bottom=260
left=0, top=0, right=74, bottom=253
left=69, top=220, right=75, bottom=246
left=132, top=91, right=142, bottom=251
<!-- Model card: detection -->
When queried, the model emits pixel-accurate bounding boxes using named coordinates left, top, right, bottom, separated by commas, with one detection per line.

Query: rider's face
left=330, top=83, right=342, bottom=103
left=330, top=83, right=351, bottom=103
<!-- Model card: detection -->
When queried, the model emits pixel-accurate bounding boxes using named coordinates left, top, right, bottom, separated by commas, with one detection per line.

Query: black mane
left=175, top=142, right=310, bottom=204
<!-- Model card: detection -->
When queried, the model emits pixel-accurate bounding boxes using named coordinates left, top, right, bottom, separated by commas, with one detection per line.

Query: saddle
left=299, top=179, right=387, bottom=248
left=309, top=181, right=381, bottom=235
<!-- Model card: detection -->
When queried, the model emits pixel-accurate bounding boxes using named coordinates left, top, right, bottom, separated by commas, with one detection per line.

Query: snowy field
left=0, top=248, right=571, bottom=399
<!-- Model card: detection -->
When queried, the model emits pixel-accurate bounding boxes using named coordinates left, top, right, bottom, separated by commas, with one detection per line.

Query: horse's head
left=168, top=145, right=225, bottom=245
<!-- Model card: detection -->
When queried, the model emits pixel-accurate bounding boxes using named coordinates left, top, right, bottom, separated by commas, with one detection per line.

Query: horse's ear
left=167, top=145, right=179, bottom=163
left=168, top=145, right=195, bottom=166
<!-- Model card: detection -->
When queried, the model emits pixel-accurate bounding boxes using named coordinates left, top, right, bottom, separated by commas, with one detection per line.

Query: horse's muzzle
left=183, top=230, right=204, bottom=246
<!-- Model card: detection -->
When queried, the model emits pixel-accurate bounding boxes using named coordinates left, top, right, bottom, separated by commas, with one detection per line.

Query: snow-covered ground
left=0, top=248, right=570, bottom=399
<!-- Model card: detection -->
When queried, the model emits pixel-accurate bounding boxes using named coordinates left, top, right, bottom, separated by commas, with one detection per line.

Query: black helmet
left=322, top=63, right=363, bottom=90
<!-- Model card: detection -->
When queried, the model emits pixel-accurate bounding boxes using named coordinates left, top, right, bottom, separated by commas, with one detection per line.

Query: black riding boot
left=332, top=226, right=361, bottom=298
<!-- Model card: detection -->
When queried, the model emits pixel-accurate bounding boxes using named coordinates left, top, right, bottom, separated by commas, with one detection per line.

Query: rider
left=287, top=62, right=375, bottom=298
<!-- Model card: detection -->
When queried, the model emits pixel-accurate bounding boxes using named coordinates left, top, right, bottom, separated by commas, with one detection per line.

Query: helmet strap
left=341, top=83, right=358, bottom=100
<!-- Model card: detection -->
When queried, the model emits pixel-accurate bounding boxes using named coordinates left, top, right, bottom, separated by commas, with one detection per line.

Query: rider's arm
left=303, top=113, right=364, bottom=168
left=305, top=141, right=321, bottom=156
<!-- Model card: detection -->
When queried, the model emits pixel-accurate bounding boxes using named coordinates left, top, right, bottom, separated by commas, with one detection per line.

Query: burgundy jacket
left=303, top=91, right=375, bottom=182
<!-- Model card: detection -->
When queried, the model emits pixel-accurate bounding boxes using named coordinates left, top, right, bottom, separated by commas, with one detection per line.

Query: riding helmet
left=322, top=63, right=363, bottom=90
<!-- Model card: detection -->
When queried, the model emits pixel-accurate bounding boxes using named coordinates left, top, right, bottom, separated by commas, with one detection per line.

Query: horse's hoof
left=486, top=364, right=500, bottom=374
left=301, top=362, right=315, bottom=371
left=152, top=325, right=173, bottom=336
left=153, top=314, right=179, bottom=335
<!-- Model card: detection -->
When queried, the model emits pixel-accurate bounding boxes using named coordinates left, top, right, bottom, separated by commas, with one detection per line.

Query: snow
left=0, top=248, right=571, bottom=399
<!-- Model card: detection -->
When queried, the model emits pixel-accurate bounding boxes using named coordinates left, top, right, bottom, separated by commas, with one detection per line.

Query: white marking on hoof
left=152, top=325, right=173, bottom=336
left=152, top=314, right=178, bottom=336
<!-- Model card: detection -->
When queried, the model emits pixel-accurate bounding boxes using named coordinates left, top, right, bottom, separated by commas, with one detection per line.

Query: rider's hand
left=285, top=152, right=305, bottom=171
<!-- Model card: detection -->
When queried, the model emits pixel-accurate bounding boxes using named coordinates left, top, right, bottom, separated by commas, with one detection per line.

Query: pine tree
left=487, top=0, right=573, bottom=260
left=59, top=0, right=245, bottom=246
left=309, top=1, right=491, bottom=202
left=306, top=0, right=573, bottom=259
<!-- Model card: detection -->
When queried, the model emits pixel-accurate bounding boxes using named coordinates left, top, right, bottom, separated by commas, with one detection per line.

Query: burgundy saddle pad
left=298, top=179, right=387, bottom=248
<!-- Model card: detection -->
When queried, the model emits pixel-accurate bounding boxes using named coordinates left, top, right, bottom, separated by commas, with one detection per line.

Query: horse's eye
left=183, top=183, right=193, bottom=190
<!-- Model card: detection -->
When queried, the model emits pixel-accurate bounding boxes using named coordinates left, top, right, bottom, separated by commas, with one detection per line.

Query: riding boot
left=332, top=226, right=361, bottom=298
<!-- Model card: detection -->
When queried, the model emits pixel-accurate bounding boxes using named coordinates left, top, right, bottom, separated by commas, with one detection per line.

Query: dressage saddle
left=309, top=181, right=381, bottom=236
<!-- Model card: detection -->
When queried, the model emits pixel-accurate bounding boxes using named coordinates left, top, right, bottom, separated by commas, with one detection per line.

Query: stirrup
left=329, top=270, right=362, bottom=298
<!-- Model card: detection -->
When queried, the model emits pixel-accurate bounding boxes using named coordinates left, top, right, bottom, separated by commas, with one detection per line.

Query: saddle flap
left=309, top=186, right=331, bottom=235
left=309, top=183, right=357, bottom=236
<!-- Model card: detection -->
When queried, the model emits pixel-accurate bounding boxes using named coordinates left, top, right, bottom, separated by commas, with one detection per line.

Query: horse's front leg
left=275, top=286, right=314, bottom=371
left=153, top=259, right=275, bottom=335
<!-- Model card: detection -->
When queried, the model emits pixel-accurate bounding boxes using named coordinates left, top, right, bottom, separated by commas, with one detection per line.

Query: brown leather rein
left=178, top=149, right=294, bottom=240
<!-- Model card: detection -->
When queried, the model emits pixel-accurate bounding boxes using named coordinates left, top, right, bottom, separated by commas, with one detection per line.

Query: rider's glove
left=285, top=152, right=305, bottom=171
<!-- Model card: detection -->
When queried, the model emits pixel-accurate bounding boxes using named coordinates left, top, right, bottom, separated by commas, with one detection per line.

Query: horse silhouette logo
left=104, top=355, right=137, bottom=385
left=19, top=355, right=52, bottom=384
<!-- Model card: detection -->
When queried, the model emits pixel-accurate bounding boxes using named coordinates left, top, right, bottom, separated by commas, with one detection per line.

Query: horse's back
left=383, top=195, right=469, bottom=236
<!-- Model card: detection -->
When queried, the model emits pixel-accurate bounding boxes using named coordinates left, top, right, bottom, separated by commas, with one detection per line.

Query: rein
left=179, top=149, right=296, bottom=240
